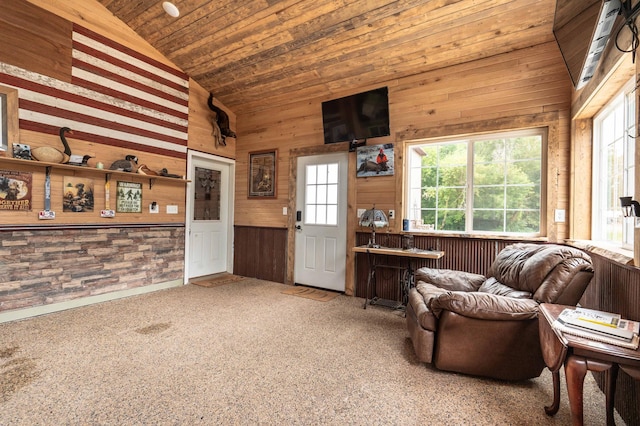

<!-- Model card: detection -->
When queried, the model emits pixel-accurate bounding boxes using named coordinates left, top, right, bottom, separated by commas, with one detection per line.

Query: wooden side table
left=538, top=303, right=640, bottom=426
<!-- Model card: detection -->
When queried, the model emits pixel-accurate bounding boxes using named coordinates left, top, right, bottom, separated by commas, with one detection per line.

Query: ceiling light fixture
left=162, top=1, right=180, bottom=18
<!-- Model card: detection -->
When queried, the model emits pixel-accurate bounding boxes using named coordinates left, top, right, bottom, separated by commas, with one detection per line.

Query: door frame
left=184, top=149, right=236, bottom=284
left=287, top=143, right=357, bottom=295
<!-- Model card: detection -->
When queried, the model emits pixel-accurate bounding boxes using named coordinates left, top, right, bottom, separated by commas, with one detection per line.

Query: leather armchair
left=406, top=243, right=594, bottom=381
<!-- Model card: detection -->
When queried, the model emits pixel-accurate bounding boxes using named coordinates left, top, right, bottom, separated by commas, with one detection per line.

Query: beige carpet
left=0, top=279, right=624, bottom=425
left=281, top=285, right=340, bottom=302
left=190, top=273, right=244, bottom=288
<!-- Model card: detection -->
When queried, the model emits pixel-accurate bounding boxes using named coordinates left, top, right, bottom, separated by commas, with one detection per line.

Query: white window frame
left=592, top=78, right=636, bottom=248
left=404, top=128, right=548, bottom=236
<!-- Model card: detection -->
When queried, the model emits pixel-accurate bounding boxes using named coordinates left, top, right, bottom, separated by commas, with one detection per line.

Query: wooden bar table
left=352, top=245, right=444, bottom=310
left=538, top=303, right=640, bottom=426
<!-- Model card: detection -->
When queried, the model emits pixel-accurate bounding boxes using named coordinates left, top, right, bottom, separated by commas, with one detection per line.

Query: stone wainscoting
left=0, top=225, right=185, bottom=313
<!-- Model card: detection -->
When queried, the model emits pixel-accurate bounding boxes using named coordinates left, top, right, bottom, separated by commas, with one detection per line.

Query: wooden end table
left=538, top=303, right=640, bottom=426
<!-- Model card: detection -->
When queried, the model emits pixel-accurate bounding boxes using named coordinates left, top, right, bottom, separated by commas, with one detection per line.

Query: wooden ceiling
left=97, top=0, right=558, bottom=113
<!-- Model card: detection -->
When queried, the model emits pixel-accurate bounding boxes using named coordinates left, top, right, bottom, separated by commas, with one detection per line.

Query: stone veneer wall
left=0, top=226, right=185, bottom=312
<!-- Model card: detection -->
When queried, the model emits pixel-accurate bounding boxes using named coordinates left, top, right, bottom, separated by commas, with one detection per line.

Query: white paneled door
left=294, top=153, right=348, bottom=292
left=187, top=152, right=234, bottom=280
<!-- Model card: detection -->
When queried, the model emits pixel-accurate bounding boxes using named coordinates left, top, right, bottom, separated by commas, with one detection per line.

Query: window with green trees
left=406, top=129, right=546, bottom=235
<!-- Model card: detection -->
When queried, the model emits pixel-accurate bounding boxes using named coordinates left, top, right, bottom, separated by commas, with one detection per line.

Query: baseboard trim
left=0, top=279, right=183, bottom=324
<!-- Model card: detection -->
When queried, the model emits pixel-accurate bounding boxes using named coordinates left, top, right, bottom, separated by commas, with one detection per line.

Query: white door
left=186, top=152, right=234, bottom=280
left=294, top=152, right=348, bottom=292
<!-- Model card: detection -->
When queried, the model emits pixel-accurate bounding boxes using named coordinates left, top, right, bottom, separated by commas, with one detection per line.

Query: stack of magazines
left=552, top=307, right=640, bottom=350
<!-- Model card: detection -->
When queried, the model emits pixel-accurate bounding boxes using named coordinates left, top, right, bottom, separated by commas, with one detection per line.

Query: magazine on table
left=553, top=308, right=640, bottom=350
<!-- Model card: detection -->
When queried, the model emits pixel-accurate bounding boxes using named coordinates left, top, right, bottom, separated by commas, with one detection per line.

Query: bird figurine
left=68, top=154, right=94, bottom=167
left=137, top=164, right=158, bottom=176
left=31, top=127, right=74, bottom=163
left=109, top=155, right=138, bottom=172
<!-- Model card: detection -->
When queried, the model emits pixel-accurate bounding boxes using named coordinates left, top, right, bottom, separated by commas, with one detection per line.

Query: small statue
left=109, top=155, right=138, bottom=172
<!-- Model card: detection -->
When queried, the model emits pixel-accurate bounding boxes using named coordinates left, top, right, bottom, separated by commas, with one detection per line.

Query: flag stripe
left=21, top=121, right=186, bottom=159
left=72, top=24, right=189, bottom=84
left=0, top=67, right=188, bottom=134
left=72, top=51, right=187, bottom=102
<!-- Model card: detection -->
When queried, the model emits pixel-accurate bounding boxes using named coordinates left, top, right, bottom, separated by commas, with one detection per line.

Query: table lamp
left=359, top=205, right=389, bottom=248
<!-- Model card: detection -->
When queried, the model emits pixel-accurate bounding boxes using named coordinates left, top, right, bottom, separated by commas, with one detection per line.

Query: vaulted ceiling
left=98, top=0, right=557, bottom=113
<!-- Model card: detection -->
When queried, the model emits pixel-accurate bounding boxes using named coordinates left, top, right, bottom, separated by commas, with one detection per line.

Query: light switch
left=357, top=208, right=365, bottom=218
left=554, top=209, right=565, bottom=223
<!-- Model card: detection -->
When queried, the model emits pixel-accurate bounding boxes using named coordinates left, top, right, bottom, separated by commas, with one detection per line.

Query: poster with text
left=0, top=170, right=32, bottom=211
left=116, top=181, right=142, bottom=213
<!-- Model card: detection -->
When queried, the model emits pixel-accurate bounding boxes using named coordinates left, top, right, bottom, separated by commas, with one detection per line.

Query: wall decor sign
left=116, top=181, right=142, bottom=213
left=0, top=170, right=32, bottom=211
left=248, top=149, right=277, bottom=198
left=63, top=176, right=94, bottom=212
left=356, top=143, right=394, bottom=177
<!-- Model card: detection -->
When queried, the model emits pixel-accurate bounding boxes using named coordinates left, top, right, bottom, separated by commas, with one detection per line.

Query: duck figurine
left=109, top=155, right=138, bottom=172
left=31, top=127, right=74, bottom=163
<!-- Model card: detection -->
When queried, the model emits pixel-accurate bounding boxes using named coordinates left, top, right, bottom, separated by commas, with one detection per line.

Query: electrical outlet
left=388, top=210, right=395, bottom=219
left=167, top=205, right=178, bottom=214
left=282, top=207, right=288, bottom=215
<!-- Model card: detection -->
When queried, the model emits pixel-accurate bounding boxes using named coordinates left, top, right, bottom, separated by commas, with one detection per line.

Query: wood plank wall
left=235, top=41, right=572, bottom=291
left=235, top=42, right=572, bottom=235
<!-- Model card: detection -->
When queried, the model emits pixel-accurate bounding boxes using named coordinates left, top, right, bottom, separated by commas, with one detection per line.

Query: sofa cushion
left=428, top=291, right=540, bottom=321
left=479, top=277, right=532, bottom=299
left=414, top=268, right=485, bottom=292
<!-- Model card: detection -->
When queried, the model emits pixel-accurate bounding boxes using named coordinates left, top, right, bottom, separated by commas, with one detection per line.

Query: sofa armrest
left=428, top=291, right=539, bottom=321
left=414, top=268, right=485, bottom=292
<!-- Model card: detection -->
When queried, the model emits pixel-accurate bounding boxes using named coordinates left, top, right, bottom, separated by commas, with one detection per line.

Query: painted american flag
left=0, top=24, right=189, bottom=159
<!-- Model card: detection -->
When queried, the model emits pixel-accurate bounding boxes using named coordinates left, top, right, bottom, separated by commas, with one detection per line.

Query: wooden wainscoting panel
left=233, top=226, right=287, bottom=283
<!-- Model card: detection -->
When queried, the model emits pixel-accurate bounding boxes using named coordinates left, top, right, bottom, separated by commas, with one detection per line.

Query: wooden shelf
left=0, top=156, right=189, bottom=188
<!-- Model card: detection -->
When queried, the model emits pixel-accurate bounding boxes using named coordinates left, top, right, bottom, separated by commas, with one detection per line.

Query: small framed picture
left=248, top=149, right=277, bottom=198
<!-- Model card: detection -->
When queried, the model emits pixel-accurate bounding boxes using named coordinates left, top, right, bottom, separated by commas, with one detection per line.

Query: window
left=592, top=79, right=635, bottom=247
left=406, top=129, right=546, bottom=235
left=304, top=162, right=339, bottom=225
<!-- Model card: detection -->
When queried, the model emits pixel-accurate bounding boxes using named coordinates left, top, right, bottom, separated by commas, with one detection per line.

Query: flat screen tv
left=322, top=87, right=390, bottom=144
left=553, top=0, right=623, bottom=89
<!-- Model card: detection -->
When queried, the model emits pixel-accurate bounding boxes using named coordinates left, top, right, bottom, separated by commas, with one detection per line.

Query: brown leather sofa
left=406, top=243, right=594, bottom=381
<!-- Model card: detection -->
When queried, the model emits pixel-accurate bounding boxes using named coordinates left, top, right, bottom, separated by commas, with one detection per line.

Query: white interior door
left=186, top=152, right=234, bottom=280
left=294, top=152, right=348, bottom=292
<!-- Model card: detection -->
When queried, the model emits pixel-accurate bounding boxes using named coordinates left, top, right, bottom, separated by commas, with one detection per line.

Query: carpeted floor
left=0, top=279, right=624, bottom=425
left=281, top=285, right=340, bottom=302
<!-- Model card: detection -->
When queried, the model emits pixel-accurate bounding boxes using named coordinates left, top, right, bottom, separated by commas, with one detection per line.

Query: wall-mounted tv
left=553, top=0, right=623, bottom=89
left=322, top=87, right=390, bottom=144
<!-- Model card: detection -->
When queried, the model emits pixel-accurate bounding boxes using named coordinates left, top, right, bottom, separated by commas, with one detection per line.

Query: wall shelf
left=0, top=156, right=190, bottom=188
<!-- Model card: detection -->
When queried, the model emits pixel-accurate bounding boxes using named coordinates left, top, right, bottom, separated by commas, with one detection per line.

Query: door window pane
left=194, top=167, right=221, bottom=220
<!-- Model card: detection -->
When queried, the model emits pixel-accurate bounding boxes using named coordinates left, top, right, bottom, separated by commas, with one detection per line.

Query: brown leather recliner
left=406, top=243, right=594, bottom=381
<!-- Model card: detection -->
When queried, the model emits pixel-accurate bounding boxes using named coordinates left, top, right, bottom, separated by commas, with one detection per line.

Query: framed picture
left=248, top=149, right=277, bottom=198
left=356, top=143, right=394, bottom=177
left=63, top=176, right=94, bottom=212
left=116, top=181, right=142, bottom=213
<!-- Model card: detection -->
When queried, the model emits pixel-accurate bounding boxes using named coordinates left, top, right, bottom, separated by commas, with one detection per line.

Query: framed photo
left=116, top=181, right=142, bottom=213
left=248, top=149, right=277, bottom=198
left=356, top=143, right=394, bottom=177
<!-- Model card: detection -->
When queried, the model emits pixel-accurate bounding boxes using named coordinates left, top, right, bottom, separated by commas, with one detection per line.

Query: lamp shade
left=359, top=207, right=389, bottom=228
